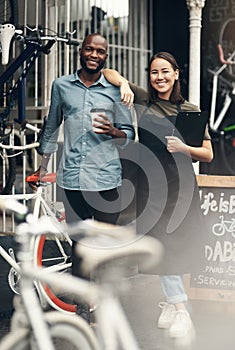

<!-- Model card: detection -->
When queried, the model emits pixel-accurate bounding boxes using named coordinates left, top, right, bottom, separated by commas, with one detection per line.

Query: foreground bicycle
left=0, top=164, right=76, bottom=314
left=0, top=199, right=163, bottom=350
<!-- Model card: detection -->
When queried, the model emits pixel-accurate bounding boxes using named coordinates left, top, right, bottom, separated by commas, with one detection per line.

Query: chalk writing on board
left=190, top=189, right=235, bottom=290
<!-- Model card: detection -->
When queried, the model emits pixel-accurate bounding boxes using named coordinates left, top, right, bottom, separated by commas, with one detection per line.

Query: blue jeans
left=160, top=275, right=188, bottom=304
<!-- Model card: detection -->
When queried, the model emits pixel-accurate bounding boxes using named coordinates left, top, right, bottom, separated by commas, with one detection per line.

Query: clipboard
left=175, top=111, right=209, bottom=147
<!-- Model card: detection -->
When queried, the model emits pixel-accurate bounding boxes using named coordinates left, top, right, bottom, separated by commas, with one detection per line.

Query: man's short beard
left=80, top=57, right=105, bottom=74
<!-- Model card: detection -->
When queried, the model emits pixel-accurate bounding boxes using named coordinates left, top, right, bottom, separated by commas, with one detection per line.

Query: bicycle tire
left=218, top=16, right=235, bottom=81
left=0, top=311, right=99, bottom=350
left=34, top=234, right=77, bottom=314
left=0, top=0, right=18, bottom=26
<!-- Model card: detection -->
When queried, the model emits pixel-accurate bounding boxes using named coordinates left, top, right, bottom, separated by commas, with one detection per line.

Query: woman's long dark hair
left=148, top=51, right=185, bottom=104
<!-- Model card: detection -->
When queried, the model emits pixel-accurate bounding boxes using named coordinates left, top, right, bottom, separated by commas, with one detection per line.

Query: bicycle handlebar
left=0, top=24, right=80, bottom=65
left=24, top=122, right=41, bottom=133
left=20, top=120, right=41, bottom=133
left=26, top=173, right=56, bottom=183
left=18, top=29, right=80, bottom=47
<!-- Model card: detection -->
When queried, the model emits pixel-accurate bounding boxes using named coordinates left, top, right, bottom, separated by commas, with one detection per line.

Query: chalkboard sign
left=186, top=175, right=235, bottom=302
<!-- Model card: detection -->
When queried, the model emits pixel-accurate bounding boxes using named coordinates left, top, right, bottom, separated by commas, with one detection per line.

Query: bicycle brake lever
left=66, top=40, right=79, bottom=46
left=65, top=31, right=79, bottom=46
left=0, top=123, right=13, bottom=141
left=41, top=39, right=56, bottom=54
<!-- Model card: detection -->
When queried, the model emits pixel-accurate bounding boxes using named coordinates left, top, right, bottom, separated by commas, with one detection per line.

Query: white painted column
left=186, top=0, right=206, bottom=107
left=186, top=0, right=206, bottom=174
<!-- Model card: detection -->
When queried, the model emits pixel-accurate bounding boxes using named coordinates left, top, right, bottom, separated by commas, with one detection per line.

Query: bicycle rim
left=47, top=311, right=99, bottom=350
left=0, top=0, right=18, bottom=25
left=35, top=234, right=77, bottom=313
left=0, top=312, right=99, bottom=350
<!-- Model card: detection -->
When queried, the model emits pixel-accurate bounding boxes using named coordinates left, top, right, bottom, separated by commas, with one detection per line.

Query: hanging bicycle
left=0, top=7, right=79, bottom=194
left=208, top=27, right=235, bottom=175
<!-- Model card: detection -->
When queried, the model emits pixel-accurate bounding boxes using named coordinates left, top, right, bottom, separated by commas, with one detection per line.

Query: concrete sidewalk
left=122, top=274, right=235, bottom=350
left=1, top=273, right=235, bottom=349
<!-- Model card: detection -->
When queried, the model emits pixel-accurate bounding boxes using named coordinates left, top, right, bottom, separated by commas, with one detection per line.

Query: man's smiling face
left=80, top=34, right=108, bottom=74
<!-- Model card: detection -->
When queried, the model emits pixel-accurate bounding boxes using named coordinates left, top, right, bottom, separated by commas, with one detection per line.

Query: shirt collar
left=71, top=69, right=110, bottom=87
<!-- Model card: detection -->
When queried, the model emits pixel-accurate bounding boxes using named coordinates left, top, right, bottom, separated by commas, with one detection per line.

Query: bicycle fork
left=97, top=294, right=140, bottom=350
left=22, top=280, right=55, bottom=350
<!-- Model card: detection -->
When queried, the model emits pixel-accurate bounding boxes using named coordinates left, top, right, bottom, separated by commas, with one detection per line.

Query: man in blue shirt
left=35, top=33, right=135, bottom=225
left=28, top=33, right=134, bottom=322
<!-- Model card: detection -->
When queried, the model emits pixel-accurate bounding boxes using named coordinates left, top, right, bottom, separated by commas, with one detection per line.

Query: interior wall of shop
left=152, top=0, right=235, bottom=175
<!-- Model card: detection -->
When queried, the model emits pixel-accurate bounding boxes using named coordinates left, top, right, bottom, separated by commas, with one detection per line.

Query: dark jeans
left=63, top=187, right=120, bottom=224
left=60, top=187, right=121, bottom=277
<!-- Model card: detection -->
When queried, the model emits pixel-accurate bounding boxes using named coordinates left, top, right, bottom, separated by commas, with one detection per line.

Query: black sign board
left=186, top=176, right=235, bottom=302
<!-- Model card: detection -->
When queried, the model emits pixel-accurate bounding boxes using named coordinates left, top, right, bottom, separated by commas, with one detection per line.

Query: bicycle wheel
left=218, top=16, right=235, bottom=80
left=0, top=311, right=99, bottom=350
left=34, top=234, right=77, bottom=314
left=0, top=0, right=18, bottom=25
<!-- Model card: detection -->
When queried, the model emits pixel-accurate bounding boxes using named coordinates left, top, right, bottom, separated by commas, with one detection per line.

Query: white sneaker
left=169, top=310, right=193, bottom=338
left=157, top=302, right=176, bottom=329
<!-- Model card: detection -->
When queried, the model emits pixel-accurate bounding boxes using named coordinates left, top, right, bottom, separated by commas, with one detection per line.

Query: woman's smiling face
left=150, top=57, right=179, bottom=100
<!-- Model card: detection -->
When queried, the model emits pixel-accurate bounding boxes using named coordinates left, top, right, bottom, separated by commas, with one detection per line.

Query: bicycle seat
left=69, top=219, right=136, bottom=242
left=26, top=172, right=56, bottom=183
left=74, top=222, right=163, bottom=279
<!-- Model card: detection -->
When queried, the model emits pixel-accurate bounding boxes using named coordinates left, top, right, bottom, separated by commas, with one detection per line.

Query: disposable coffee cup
left=90, top=108, right=106, bottom=132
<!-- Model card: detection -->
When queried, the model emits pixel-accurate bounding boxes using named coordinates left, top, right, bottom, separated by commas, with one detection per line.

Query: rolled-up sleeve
left=113, top=102, right=135, bottom=143
left=39, top=81, right=63, bottom=154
